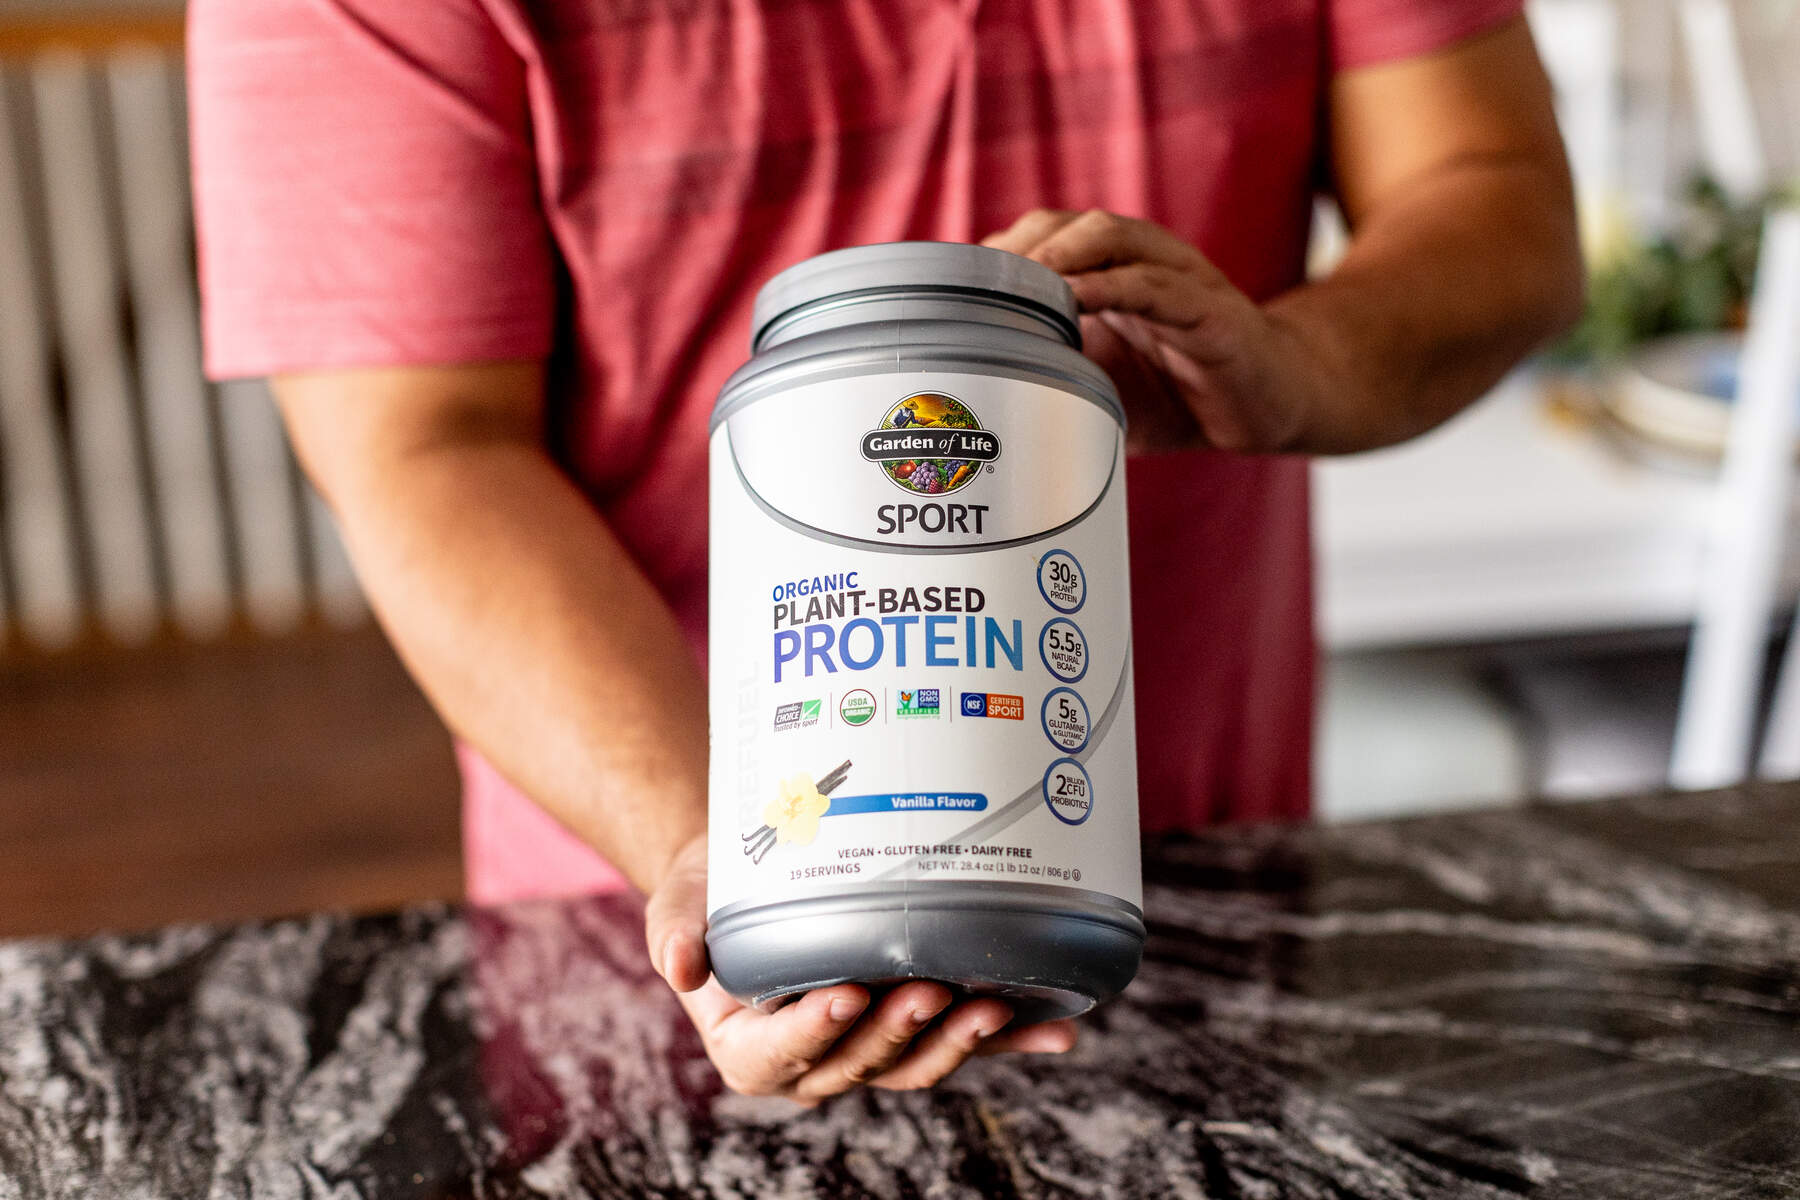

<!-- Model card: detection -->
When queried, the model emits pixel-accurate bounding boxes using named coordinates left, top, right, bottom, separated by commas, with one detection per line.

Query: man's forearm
left=1268, top=153, right=1584, bottom=455
left=300, top=419, right=707, bottom=896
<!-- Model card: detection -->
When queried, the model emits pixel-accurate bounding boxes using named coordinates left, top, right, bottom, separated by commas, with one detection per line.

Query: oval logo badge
left=859, top=393, right=999, bottom=496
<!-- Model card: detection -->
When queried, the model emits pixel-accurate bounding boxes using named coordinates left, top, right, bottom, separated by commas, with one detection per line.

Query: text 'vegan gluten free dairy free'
left=707, top=243, right=1144, bottom=1021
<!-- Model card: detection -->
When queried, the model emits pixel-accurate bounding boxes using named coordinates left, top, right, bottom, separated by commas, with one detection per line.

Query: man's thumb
left=644, top=838, right=711, bottom=993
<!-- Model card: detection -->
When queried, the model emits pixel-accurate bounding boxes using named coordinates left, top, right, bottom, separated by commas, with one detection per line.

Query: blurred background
left=0, top=0, right=1796, bottom=936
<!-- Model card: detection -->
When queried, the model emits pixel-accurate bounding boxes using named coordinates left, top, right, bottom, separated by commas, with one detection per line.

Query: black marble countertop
left=4, top=787, right=1799, bottom=1198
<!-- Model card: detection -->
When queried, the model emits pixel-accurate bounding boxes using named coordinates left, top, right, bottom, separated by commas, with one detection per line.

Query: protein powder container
left=707, top=242, right=1143, bottom=1023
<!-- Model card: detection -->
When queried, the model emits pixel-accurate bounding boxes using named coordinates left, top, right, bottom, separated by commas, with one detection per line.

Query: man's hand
left=644, top=836, right=1078, bottom=1106
left=989, top=17, right=1582, bottom=457
left=985, top=209, right=1321, bottom=455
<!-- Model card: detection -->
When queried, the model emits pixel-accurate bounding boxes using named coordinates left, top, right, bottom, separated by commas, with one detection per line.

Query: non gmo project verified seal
left=773, top=699, right=823, bottom=732
left=896, top=688, right=942, bottom=719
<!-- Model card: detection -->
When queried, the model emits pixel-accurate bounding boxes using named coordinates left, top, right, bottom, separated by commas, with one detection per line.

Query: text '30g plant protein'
left=707, top=242, right=1143, bottom=1021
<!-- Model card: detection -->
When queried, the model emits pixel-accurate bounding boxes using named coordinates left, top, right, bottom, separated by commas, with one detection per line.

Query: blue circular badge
left=1038, top=618, right=1089, bottom=684
left=1036, top=549, right=1087, bottom=614
left=1042, top=758, right=1094, bottom=826
left=1040, top=687, right=1092, bottom=753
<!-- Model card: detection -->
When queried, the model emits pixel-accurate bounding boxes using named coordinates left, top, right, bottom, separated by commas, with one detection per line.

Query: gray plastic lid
left=750, top=241, right=1080, bottom=350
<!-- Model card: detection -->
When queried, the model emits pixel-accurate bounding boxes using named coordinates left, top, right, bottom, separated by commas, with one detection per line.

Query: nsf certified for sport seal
left=706, top=242, right=1144, bottom=1022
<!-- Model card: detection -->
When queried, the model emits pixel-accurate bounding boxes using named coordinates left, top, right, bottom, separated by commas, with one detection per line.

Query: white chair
left=1664, top=0, right=1800, bottom=787
left=1669, top=207, right=1800, bottom=787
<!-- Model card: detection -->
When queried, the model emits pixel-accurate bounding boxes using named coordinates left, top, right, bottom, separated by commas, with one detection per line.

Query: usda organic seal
left=706, top=243, right=1144, bottom=1022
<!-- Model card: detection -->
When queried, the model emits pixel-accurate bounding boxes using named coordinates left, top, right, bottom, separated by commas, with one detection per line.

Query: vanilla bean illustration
left=741, top=760, right=851, bottom=865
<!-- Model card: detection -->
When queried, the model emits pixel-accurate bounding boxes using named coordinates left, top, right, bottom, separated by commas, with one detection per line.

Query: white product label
left=707, top=372, right=1141, bottom=917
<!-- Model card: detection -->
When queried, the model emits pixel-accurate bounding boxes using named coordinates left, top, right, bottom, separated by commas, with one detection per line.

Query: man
left=189, top=0, right=1581, bottom=1106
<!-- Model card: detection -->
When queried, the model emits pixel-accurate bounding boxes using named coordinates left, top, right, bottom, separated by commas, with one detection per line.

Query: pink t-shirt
left=191, top=0, right=1520, bottom=904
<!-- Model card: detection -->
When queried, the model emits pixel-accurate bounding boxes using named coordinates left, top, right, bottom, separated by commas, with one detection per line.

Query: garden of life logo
left=859, top=392, right=1000, bottom=495
left=896, top=687, right=941, bottom=719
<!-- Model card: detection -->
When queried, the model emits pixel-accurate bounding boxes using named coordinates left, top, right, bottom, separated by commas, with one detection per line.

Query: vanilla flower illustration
left=741, top=761, right=851, bottom=865
left=763, top=773, right=831, bottom=846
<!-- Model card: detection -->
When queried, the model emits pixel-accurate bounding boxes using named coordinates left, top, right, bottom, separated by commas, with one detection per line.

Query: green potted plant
left=1551, top=177, right=1799, bottom=455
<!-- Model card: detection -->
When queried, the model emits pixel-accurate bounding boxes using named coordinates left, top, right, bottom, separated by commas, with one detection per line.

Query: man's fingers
left=675, top=976, right=753, bottom=1041
left=1064, top=262, right=1215, bottom=328
left=643, top=838, right=710, bottom=992
left=761, top=985, right=873, bottom=1076
left=706, top=984, right=871, bottom=1097
left=791, top=982, right=952, bottom=1102
left=868, top=998, right=1014, bottom=1090
left=975, top=1018, right=1079, bottom=1056
left=980, top=208, right=1077, bottom=256
left=1025, top=209, right=1211, bottom=277
left=659, top=926, right=710, bottom=994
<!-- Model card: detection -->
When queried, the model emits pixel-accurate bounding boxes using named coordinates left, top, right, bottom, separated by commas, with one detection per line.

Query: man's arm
left=277, top=363, right=707, bottom=895
left=986, top=17, right=1583, bottom=455
left=275, top=364, right=1072, bottom=1104
left=1279, top=13, right=1584, bottom=451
